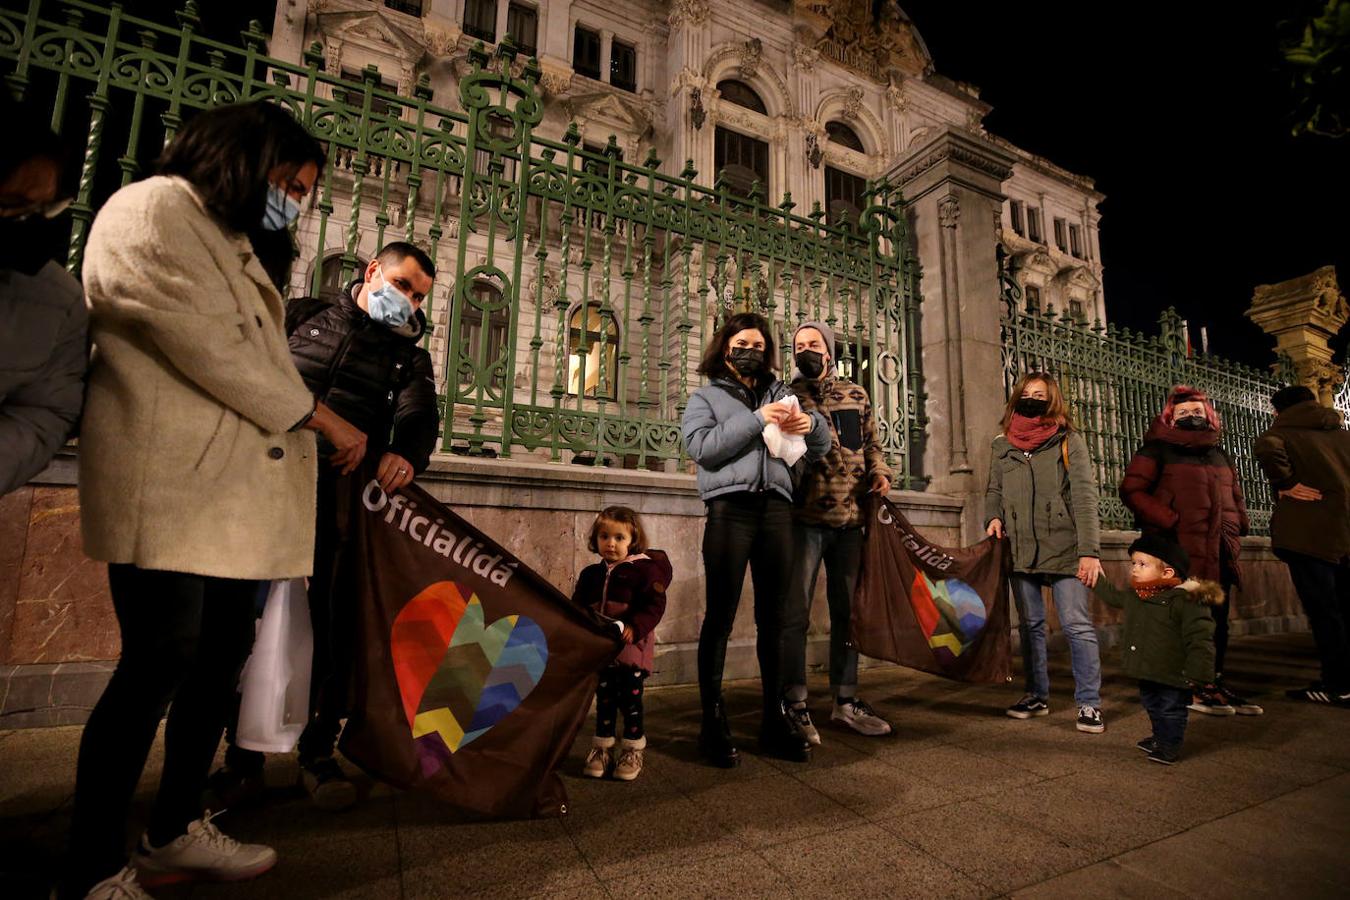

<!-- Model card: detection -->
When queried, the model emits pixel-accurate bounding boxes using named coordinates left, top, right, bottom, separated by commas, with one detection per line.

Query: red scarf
left=1005, top=414, right=1061, bottom=452
left=1133, top=577, right=1182, bottom=598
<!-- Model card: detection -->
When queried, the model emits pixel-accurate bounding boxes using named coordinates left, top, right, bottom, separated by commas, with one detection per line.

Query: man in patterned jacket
left=780, top=320, right=894, bottom=744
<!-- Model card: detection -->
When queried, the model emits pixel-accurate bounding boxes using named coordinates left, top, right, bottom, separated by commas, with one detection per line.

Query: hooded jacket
left=571, top=549, right=673, bottom=674
left=1119, top=415, right=1250, bottom=584
left=1253, top=400, right=1350, bottom=563
left=1094, top=578, right=1222, bottom=688
left=984, top=429, right=1101, bottom=576
left=682, top=376, right=831, bottom=502
left=285, top=281, right=440, bottom=474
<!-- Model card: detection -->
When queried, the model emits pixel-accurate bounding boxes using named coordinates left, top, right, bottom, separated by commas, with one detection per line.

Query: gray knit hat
left=791, top=320, right=836, bottom=380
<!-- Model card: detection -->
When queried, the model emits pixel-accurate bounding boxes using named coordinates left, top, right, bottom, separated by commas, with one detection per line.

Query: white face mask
left=366, top=265, right=413, bottom=328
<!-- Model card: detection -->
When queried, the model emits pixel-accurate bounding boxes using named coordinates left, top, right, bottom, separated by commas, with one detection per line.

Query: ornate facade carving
left=938, top=195, right=959, bottom=229
left=668, top=0, right=711, bottom=29
left=738, top=38, right=763, bottom=79
left=840, top=85, right=863, bottom=121
left=794, top=0, right=933, bottom=84
left=791, top=42, right=820, bottom=72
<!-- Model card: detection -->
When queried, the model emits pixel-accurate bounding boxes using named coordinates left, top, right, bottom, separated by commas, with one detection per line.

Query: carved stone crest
left=841, top=85, right=864, bottom=120
left=738, top=38, right=763, bottom=79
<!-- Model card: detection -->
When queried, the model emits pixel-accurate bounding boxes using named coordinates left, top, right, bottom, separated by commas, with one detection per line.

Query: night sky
left=905, top=1, right=1348, bottom=370
left=117, top=1, right=1345, bottom=370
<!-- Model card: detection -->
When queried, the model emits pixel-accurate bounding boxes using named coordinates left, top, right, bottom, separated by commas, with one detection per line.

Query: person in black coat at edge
left=210, top=240, right=440, bottom=810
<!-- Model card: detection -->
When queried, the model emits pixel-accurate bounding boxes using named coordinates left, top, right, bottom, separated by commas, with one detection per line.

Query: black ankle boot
left=698, top=698, right=740, bottom=768
left=759, top=699, right=812, bottom=763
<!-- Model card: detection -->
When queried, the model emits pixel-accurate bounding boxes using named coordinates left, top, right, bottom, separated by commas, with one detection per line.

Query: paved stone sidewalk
left=2, top=632, right=1348, bottom=899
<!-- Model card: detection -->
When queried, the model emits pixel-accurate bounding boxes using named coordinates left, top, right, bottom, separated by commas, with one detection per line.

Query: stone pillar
left=1247, top=266, right=1349, bottom=405
left=884, top=126, right=1016, bottom=543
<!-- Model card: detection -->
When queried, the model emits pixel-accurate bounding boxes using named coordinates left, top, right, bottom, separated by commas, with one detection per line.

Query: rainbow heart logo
left=391, top=581, right=549, bottom=777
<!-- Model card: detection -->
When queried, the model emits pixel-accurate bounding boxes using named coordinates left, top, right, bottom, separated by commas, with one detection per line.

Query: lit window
left=825, top=165, right=866, bottom=228
left=567, top=302, right=619, bottom=398
left=611, top=40, right=637, bottom=92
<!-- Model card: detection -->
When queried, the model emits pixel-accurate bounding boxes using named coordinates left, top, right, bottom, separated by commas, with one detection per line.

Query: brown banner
left=852, top=498, right=1013, bottom=684
left=336, top=472, right=621, bottom=818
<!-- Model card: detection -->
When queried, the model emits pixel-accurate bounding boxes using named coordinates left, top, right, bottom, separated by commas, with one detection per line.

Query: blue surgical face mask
left=260, top=184, right=300, bottom=231
left=367, top=266, right=414, bottom=328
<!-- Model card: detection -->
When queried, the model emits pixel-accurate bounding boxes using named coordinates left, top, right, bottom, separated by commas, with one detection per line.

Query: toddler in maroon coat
left=572, top=506, right=672, bottom=782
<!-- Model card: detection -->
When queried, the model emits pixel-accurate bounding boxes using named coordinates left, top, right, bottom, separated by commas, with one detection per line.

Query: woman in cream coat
left=65, top=103, right=365, bottom=900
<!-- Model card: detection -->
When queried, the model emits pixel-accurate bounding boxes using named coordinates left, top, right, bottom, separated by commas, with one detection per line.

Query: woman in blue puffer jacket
left=681, top=311, right=831, bottom=767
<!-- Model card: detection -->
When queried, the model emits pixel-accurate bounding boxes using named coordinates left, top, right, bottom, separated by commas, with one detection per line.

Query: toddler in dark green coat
left=1094, top=534, right=1222, bottom=764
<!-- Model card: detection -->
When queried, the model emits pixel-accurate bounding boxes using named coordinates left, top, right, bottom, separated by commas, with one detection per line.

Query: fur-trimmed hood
left=1178, top=578, right=1226, bottom=606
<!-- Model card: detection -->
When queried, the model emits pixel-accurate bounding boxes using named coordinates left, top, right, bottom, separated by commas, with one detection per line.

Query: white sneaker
left=133, top=811, right=277, bottom=886
left=831, top=697, right=893, bottom=736
left=81, top=866, right=152, bottom=899
left=786, top=701, right=822, bottom=746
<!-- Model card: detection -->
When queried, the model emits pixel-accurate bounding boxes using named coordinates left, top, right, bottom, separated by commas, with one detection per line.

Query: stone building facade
left=267, top=0, right=1108, bottom=389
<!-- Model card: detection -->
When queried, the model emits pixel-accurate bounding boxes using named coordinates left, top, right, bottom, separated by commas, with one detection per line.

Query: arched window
left=567, top=302, right=620, bottom=398
left=317, top=253, right=366, bottom=300
left=459, top=280, right=509, bottom=391
left=826, top=121, right=865, bottom=152
left=716, top=79, right=766, bottom=115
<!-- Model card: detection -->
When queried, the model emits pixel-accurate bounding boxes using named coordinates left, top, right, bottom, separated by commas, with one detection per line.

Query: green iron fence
left=0, top=0, right=926, bottom=483
left=999, top=273, right=1290, bottom=534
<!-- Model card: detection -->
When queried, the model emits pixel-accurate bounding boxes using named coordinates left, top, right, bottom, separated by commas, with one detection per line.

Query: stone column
left=884, top=126, right=1016, bottom=543
left=1247, top=266, right=1349, bottom=405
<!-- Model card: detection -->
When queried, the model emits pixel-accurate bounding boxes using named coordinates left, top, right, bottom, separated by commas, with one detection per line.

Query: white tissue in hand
left=763, top=394, right=807, bottom=465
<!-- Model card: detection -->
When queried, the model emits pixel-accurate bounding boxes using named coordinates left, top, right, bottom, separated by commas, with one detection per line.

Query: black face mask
left=1014, top=397, right=1049, bottom=418
left=795, top=350, right=826, bottom=379
left=727, top=347, right=766, bottom=377
left=0, top=214, right=67, bottom=276
left=1175, top=415, right=1211, bottom=431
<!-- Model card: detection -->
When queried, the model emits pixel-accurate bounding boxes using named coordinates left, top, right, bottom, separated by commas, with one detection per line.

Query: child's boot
left=612, top=736, right=646, bottom=782
left=583, top=736, right=615, bottom=778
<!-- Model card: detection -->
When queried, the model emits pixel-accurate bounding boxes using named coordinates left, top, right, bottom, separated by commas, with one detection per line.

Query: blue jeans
left=1011, top=573, right=1102, bottom=707
left=781, top=524, right=864, bottom=702
left=1139, top=680, right=1189, bottom=752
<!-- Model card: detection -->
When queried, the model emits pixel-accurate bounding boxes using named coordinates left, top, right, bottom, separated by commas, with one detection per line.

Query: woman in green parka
left=984, top=372, right=1107, bottom=733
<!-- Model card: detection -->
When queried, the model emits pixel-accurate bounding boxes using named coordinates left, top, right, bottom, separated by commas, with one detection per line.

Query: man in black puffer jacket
left=212, top=241, right=440, bottom=811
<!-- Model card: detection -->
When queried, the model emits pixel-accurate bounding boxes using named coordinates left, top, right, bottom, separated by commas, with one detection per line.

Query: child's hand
left=622, top=625, right=635, bottom=644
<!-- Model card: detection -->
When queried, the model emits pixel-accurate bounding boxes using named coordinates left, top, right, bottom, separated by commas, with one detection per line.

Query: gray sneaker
left=786, top=701, right=822, bottom=746
left=831, top=697, right=892, bottom=736
left=134, top=812, right=276, bottom=887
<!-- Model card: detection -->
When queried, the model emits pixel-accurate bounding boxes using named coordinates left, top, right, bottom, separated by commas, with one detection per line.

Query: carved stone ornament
left=791, top=42, right=820, bottom=71
left=690, top=86, right=706, bottom=130
left=539, top=69, right=573, bottom=97
left=805, top=130, right=823, bottom=169
left=841, top=85, right=864, bottom=121
left=938, top=195, right=959, bottom=229
left=885, top=76, right=906, bottom=112
left=668, top=0, right=711, bottom=29
left=424, top=25, right=459, bottom=58
left=738, top=38, right=763, bottom=79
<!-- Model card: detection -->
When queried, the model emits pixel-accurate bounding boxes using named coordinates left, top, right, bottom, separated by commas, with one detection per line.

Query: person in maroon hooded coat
left=572, top=506, right=672, bottom=783
left=1119, top=385, right=1260, bottom=716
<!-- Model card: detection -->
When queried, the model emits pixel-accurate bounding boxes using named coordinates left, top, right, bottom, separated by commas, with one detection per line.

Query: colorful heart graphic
left=391, top=581, right=549, bottom=776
